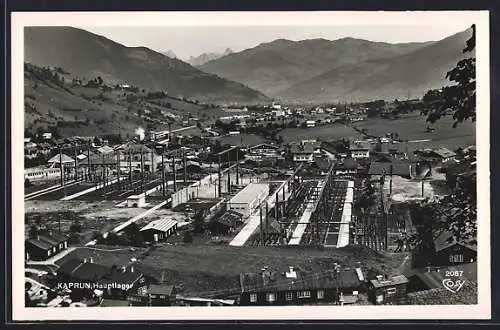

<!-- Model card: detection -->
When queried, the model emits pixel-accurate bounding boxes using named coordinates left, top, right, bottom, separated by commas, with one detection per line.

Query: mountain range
left=188, top=48, right=234, bottom=66
left=200, top=28, right=473, bottom=102
left=24, top=27, right=268, bottom=103
left=24, top=26, right=474, bottom=105
left=161, top=50, right=177, bottom=59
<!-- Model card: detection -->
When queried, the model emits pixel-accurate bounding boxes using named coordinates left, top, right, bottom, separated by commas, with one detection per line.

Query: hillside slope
left=24, top=27, right=268, bottom=103
left=279, top=28, right=474, bottom=103
left=24, top=63, right=226, bottom=138
left=200, top=37, right=433, bottom=96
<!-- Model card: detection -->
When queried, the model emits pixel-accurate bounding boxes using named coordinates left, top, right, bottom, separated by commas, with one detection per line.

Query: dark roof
left=26, top=238, right=52, bottom=250
left=433, top=231, right=477, bottom=252
left=71, top=262, right=111, bottom=281
left=149, top=284, right=175, bottom=296
left=338, top=158, right=358, bottom=170
left=369, top=275, right=409, bottom=288
left=368, top=161, right=411, bottom=176
left=407, top=262, right=477, bottom=289
left=239, top=268, right=362, bottom=293
left=290, top=143, right=315, bottom=154
left=58, top=259, right=84, bottom=276
left=249, top=143, right=279, bottom=151
left=106, top=269, right=143, bottom=285
left=349, top=140, right=370, bottom=150
left=38, top=232, right=68, bottom=245
left=26, top=232, right=68, bottom=250
left=87, top=152, right=118, bottom=165
left=432, top=147, right=456, bottom=158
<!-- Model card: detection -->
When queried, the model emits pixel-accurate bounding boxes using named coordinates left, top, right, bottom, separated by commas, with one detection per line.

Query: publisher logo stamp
left=442, top=270, right=466, bottom=293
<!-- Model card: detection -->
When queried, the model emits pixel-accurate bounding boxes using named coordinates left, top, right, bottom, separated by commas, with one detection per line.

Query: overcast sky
left=78, top=24, right=471, bottom=60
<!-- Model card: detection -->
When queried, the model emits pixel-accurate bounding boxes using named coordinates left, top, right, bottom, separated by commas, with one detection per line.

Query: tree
left=28, top=224, right=38, bottom=239
left=183, top=231, right=194, bottom=243
left=69, top=221, right=82, bottom=233
left=424, top=24, right=476, bottom=126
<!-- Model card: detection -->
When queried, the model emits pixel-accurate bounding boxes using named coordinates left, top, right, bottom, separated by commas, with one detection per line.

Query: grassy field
left=279, top=124, right=357, bottom=143
left=218, top=133, right=267, bottom=146
left=55, top=243, right=408, bottom=295
left=139, top=245, right=407, bottom=294
left=353, top=113, right=476, bottom=151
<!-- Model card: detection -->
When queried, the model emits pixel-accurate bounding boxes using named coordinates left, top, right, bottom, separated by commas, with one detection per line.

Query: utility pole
left=151, top=145, right=155, bottom=182
left=389, top=164, right=393, bottom=196
left=259, top=206, right=264, bottom=245
left=183, top=149, right=187, bottom=187
left=59, top=147, right=66, bottom=197
left=101, top=152, right=106, bottom=196
left=227, top=152, right=231, bottom=194
left=116, top=149, right=121, bottom=190
left=128, top=148, right=132, bottom=190
left=217, top=154, right=222, bottom=196
left=140, top=148, right=145, bottom=195
left=87, top=142, right=91, bottom=182
left=172, top=153, right=177, bottom=192
left=73, top=144, right=78, bottom=181
left=265, top=202, right=269, bottom=243
left=161, top=147, right=165, bottom=197
left=235, top=147, right=239, bottom=185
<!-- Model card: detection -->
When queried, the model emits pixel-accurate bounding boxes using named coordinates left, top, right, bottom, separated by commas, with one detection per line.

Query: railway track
left=24, top=180, right=83, bottom=201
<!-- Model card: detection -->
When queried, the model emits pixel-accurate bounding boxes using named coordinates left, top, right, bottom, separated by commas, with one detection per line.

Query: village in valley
left=23, top=25, right=477, bottom=308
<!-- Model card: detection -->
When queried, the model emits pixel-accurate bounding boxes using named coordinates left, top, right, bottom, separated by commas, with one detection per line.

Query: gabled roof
left=349, top=140, right=370, bottom=150
left=369, top=275, right=409, bottom=288
left=86, top=152, right=118, bottom=165
left=432, top=147, right=456, bottom=158
left=38, top=232, right=68, bottom=245
left=97, top=145, right=115, bottom=154
left=433, top=231, right=477, bottom=252
left=26, top=238, right=52, bottom=250
left=58, top=259, right=111, bottom=281
left=149, top=284, right=175, bottom=296
left=290, top=143, right=315, bottom=154
left=140, top=218, right=178, bottom=233
left=406, top=262, right=477, bottom=289
left=249, top=143, right=279, bottom=151
left=239, top=268, right=362, bottom=293
left=47, top=154, right=75, bottom=164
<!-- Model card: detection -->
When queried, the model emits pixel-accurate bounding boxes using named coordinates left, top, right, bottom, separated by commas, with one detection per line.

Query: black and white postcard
left=10, top=10, right=490, bottom=320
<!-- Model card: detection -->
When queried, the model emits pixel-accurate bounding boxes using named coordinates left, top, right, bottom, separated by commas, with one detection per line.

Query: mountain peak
left=24, top=26, right=268, bottom=103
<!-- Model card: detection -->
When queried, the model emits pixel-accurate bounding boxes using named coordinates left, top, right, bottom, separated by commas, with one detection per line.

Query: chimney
left=89, top=257, right=94, bottom=264
left=83, top=258, right=87, bottom=263
left=376, top=275, right=383, bottom=282
left=36, top=235, right=40, bottom=241
left=130, top=266, right=134, bottom=273
left=48, top=230, right=53, bottom=237
left=122, top=266, right=126, bottom=273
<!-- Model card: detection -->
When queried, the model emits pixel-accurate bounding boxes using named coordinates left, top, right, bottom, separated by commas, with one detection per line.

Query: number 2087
left=445, top=270, right=464, bottom=277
